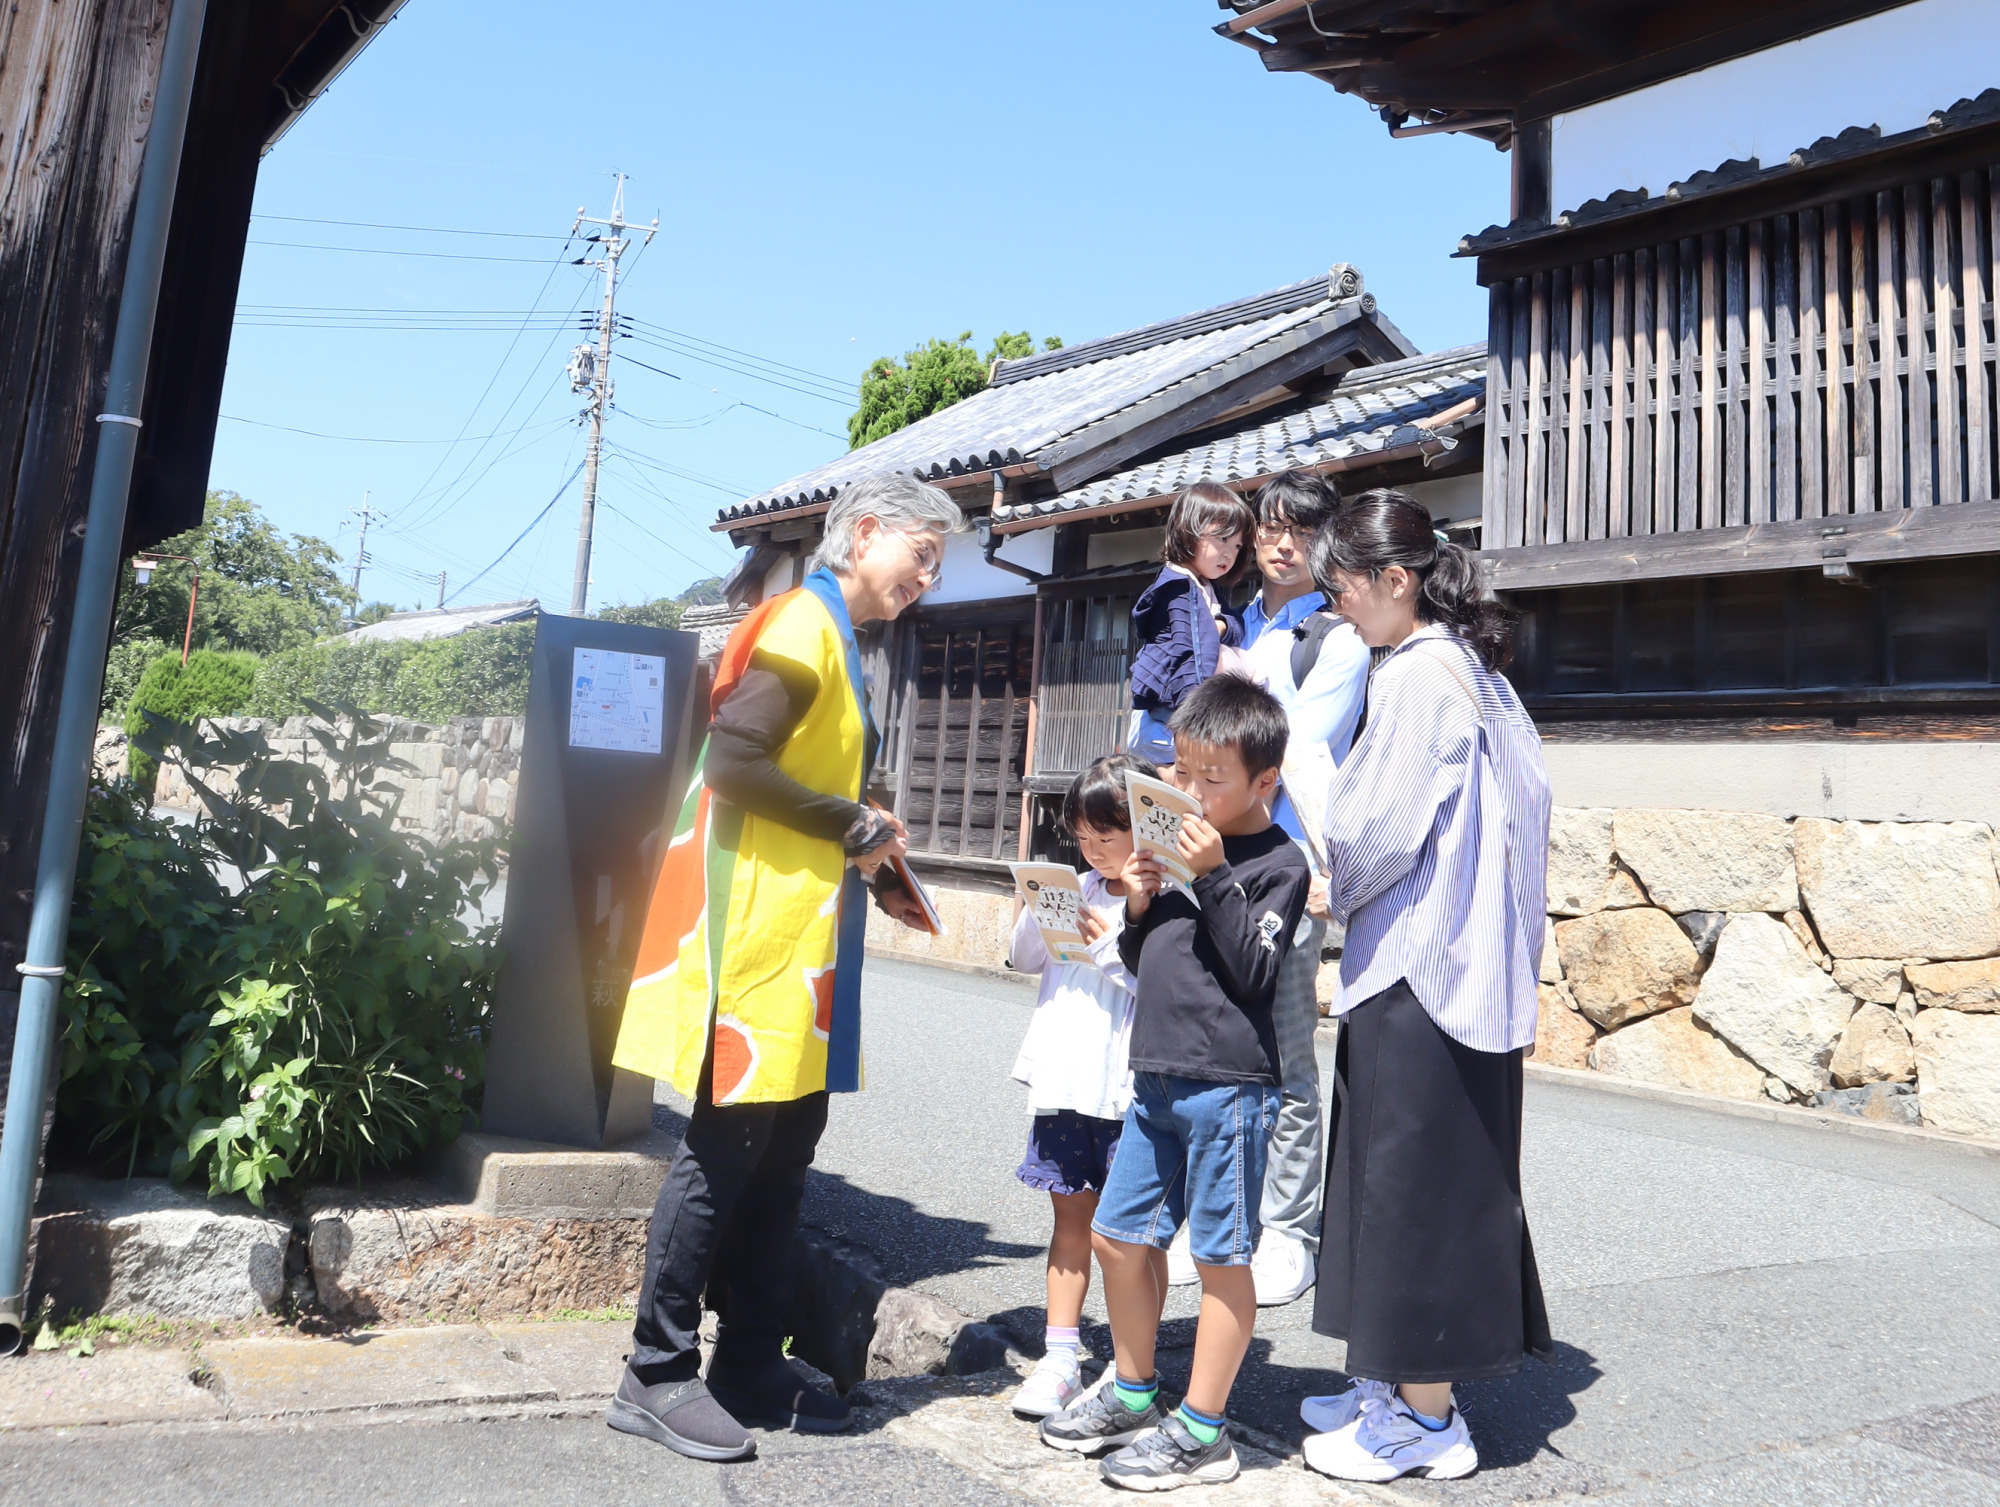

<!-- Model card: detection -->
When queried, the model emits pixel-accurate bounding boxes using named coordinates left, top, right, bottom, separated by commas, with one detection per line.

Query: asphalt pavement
left=10, top=955, right=1999, bottom=1505
left=740, top=956, right=2000, bottom=1504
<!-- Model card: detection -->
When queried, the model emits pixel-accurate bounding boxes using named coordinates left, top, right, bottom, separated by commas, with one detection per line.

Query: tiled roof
left=995, top=345, right=1487, bottom=529
left=337, top=599, right=539, bottom=644
left=717, top=269, right=1395, bottom=526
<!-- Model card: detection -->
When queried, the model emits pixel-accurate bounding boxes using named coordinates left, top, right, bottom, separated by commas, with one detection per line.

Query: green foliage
left=593, top=599, right=682, bottom=631
left=847, top=330, right=1063, bottom=449
left=123, top=649, right=259, bottom=789
left=101, top=635, right=168, bottom=717
left=117, top=491, right=354, bottom=658
left=248, top=623, right=534, bottom=723
left=673, top=575, right=726, bottom=608
left=58, top=710, right=499, bottom=1206
left=354, top=602, right=400, bottom=627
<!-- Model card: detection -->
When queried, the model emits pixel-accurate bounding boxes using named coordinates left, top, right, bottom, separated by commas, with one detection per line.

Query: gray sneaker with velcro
left=1100, top=1413, right=1240, bottom=1490
left=1038, top=1380, right=1166, bottom=1455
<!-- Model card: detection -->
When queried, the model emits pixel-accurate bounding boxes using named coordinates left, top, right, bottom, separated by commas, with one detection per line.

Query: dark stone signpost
left=480, top=613, right=700, bottom=1150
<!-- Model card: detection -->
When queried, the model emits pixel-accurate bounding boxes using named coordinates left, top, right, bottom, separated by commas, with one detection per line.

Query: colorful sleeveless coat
left=612, top=570, right=872, bottom=1104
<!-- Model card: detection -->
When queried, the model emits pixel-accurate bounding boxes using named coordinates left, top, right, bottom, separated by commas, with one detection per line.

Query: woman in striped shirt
left=1295, top=490, right=1554, bottom=1485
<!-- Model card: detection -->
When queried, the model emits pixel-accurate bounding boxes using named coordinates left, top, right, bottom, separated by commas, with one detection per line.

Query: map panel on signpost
left=569, top=648, right=666, bottom=754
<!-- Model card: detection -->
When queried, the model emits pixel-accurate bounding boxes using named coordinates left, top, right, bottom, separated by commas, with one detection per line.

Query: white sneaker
left=1303, top=1393, right=1479, bottom=1482
left=1165, top=1226, right=1199, bottom=1287
left=1250, top=1230, right=1315, bottom=1307
left=1011, top=1351, right=1085, bottom=1420
left=1299, top=1376, right=1393, bottom=1434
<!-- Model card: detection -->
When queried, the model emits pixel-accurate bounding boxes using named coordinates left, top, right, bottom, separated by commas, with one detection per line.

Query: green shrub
left=58, top=708, right=499, bottom=1205
left=123, top=648, right=258, bottom=789
left=101, top=635, right=168, bottom=717
left=248, top=623, right=533, bottom=723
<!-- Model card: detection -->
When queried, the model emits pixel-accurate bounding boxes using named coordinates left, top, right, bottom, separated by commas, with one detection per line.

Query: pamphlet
left=1010, top=863, right=1098, bottom=968
left=1124, top=770, right=1206, bottom=891
left=887, top=853, right=946, bottom=936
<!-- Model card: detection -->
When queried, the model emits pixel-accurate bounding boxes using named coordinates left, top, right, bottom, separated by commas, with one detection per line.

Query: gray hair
left=809, top=472, right=965, bottom=575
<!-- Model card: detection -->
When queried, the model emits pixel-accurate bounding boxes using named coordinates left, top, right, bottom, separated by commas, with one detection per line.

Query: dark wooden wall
left=0, top=0, right=176, bottom=1001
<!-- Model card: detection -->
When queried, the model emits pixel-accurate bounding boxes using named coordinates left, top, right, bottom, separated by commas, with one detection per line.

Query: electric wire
left=251, top=213, right=571, bottom=240
left=219, top=413, right=571, bottom=445
left=445, top=460, right=586, bottom=605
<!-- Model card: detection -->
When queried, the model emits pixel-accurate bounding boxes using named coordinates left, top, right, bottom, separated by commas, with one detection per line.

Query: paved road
left=711, top=957, right=2000, bottom=1504
left=12, top=957, right=2000, bottom=1505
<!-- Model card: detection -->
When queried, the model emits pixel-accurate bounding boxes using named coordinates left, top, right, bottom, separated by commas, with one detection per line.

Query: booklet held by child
left=1124, top=769, right=1205, bottom=892
left=1010, top=863, right=1100, bottom=967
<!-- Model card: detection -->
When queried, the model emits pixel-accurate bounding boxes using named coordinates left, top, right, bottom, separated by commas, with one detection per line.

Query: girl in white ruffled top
left=1005, top=753, right=1156, bottom=1421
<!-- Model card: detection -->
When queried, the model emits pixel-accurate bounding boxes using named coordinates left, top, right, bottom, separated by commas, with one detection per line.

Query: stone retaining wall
left=152, top=715, right=522, bottom=847
left=876, top=808, right=2000, bottom=1143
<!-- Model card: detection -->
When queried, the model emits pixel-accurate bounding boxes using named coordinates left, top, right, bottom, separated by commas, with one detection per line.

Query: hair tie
left=1433, top=529, right=1450, bottom=547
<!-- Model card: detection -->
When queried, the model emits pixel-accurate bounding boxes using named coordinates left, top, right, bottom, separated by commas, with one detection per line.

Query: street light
left=130, top=553, right=200, bottom=666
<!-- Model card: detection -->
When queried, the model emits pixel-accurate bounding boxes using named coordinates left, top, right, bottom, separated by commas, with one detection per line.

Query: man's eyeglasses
left=1254, top=520, right=1317, bottom=546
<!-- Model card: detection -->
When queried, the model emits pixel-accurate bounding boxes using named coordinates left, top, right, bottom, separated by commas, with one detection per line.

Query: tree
left=355, top=602, right=399, bottom=627
left=592, top=575, right=729, bottom=632
left=847, top=330, right=1062, bottom=450
left=116, top=491, right=354, bottom=658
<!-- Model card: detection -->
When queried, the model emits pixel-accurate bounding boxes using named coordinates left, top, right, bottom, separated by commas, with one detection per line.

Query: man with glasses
left=1211, top=469, right=1369, bottom=1306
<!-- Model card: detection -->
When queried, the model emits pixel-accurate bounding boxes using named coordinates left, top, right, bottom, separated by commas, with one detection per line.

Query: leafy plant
left=101, top=635, right=168, bottom=717
left=846, top=328, right=1062, bottom=449
left=123, top=648, right=259, bottom=789
left=247, top=624, right=533, bottom=723
left=58, top=704, right=499, bottom=1206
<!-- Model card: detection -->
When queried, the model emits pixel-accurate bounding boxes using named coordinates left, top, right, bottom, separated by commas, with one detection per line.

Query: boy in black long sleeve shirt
left=1039, top=678, right=1310, bottom=1490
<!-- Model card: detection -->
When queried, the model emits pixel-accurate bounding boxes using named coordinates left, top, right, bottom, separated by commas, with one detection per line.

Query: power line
left=251, top=213, right=570, bottom=240
left=446, top=461, right=587, bottom=605
left=245, top=240, right=570, bottom=264
left=617, top=354, right=681, bottom=382
left=219, top=413, right=570, bottom=445
left=600, top=437, right=757, bottom=497
left=620, top=330, right=852, bottom=406
left=621, top=316, right=852, bottom=389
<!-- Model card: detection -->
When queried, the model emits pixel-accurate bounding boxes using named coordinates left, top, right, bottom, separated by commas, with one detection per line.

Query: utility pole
left=568, top=174, right=657, bottom=616
left=436, top=570, right=448, bottom=609
left=348, top=490, right=377, bottom=601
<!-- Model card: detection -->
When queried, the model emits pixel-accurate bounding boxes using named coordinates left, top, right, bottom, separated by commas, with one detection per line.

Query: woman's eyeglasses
left=902, top=532, right=943, bottom=589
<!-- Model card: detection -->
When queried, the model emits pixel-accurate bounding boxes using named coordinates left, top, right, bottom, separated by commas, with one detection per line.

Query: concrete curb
left=865, top=945, right=1038, bottom=986
left=1523, top=1061, right=2000, bottom=1159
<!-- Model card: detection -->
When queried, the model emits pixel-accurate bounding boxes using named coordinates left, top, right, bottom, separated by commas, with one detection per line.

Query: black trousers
left=628, top=1076, right=830, bottom=1384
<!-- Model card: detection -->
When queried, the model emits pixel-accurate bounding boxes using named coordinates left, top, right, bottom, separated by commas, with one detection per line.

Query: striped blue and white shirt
left=1321, top=625, right=1550, bottom=1053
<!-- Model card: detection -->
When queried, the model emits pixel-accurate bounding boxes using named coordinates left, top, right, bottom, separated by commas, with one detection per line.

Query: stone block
left=431, top=1128, right=676, bottom=1219
left=1538, top=929, right=1562, bottom=984
left=29, top=1176, right=288, bottom=1321
left=205, top=1326, right=551, bottom=1418
left=1831, top=958, right=1906, bottom=1005
left=0, top=1346, right=224, bottom=1427
left=1529, top=984, right=1596, bottom=1069
left=1675, top=911, right=1727, bottom=963
left=391, top=741, right=444, bottom=779
left=1811, top=1082, right=1922, bottom=1126
left=1910, top=1008, right=2000, bottom=1138
left=487, top=778, right=512, bottom=824
left=1693, top=912, right=1856, bottom=1094
left=1794, top=819, right=2000, bottom=961
left=1612, top=808, right=1798, bottom=914
left=866, top=1287, right=1008, bottom=1381
left=1547, top=807, right=1616, bottom=915
left=1829, top=1003, right=1916, bottom=1087
left=1314, top=959, right=1339, bottom=1015
left=1784, top=909, right=1831, bottom=970
left=1905, top=957, right=2000, bottom=1013
left=457, top=768, right=479, bottom=812
left=305, top=1187, right=647, bottom=1323
left=1555, top=907, right=1702, bottom=1029
left=1588, top=1006, right=1767, bottom=1100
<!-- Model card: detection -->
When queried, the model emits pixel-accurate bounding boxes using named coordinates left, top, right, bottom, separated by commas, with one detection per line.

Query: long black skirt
left=1312, top=979, right=1554, bottom=1384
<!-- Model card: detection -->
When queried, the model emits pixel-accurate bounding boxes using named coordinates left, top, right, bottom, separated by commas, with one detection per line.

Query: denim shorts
left=1127, top=709, right=1177, bottom=765
left=1015, top=1110, right=1123, bottom=1197
left=1090, top=1072, right=1282, bottom=1267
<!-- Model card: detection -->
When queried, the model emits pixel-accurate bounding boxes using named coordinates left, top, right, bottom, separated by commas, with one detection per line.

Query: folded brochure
left=887, top=852, right=946, bottom=936
left=1010, top=862, right=1099, bottom=968
left=1124, top=769, right=1205, bottom=892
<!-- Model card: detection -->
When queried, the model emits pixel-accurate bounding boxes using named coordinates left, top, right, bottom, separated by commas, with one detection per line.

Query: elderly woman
left=608, top=472, right=962, bottom=1462
left=1296, top=490, right=1553, bottom=1484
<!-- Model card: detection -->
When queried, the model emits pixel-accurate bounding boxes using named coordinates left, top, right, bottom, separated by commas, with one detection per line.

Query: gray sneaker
left=1039, top=1380, right=1166, bottom=1455
left=1100, top=1413, right=1240, bottom=1490
left=605, top=1369, right=755, bottom=1462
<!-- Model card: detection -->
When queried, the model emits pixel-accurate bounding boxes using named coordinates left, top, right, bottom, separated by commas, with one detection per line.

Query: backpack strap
left=1289, top=609, right=1340, bottom=688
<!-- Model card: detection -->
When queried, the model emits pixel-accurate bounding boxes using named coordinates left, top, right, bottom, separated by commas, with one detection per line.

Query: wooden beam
left=1485, top=496, right=2000, bottom=591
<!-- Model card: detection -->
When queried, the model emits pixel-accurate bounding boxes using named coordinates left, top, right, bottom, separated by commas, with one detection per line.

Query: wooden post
left=1748, top=222, right=1770, bottom=525
left=1775, top=214, right=1799, bottom=519
left=1679, top=237, right=1702, bottom=532
left=1851, top=204, right=1876, bottom=514
left=1905, top=186, right=1934, bottom=507
left=1590, top=257, right=1613, bottom=538
left=1700, top=232, right=1723, bottom=526
left=1879, top=189, right=1907, bottom=510
left=1611, top=252, right=1632, bottom=537
left=1962, top=169, right=1991, bottom=503
left=1725, top=225, right=1748, bottom=527
left=1934, top=177, right=1963, bottom=506
left=1510, top=276, right=1532, bottom=548
left=1800, top=207, right=1825, bottom=518
left=1483, top=283, right=1510, bottom=547
left=1526, top=272, right=1550, bottom=546
left=1654, top=241, right=1677, bottom=534
left=1824, top=204, right=1850, bottom=517
left=1632, top=247, right=1654, bottom=535
left=1565, top=265, right=1587, bottom=542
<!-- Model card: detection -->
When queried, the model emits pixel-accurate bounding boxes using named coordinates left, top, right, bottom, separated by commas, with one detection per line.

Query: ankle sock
left=1405, top=1402, right=1452, bottom=1430
left=1112, top=1373, right=1158, bottom=1414
left=1175, top=1401, right=1225, bottom=1445
left=1044, top=1325, right=1080, bottom=1366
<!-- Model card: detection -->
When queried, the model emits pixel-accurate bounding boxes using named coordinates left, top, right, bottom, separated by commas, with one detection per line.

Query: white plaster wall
left=1543, top=739, right=2000, bottom=828
left=1550, top=0, right=2000, bottom=212
left=1086, top=526, right=1166, bottom=571
left=762, top=553, right=799, bottom=602
left=925, top=526, right=1052, bottom=605
left=1400, top=470, right=1483, bottom=525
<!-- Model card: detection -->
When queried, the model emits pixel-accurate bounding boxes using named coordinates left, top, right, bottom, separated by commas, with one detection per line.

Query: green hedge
left=247, top=623, right=534, bottom=724
left=123, top=648, right=259, bottom=788
left=101, top=635, right=168, bottom=717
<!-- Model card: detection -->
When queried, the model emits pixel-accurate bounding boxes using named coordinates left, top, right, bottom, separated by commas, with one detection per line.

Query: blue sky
left=214, top=1, right=1508, bottom=614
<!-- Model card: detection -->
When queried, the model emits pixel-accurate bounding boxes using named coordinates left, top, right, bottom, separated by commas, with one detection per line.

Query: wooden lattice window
left=875, top=606, right=1033, bottom=863
left=1031, top=576, right=1151, bottom=781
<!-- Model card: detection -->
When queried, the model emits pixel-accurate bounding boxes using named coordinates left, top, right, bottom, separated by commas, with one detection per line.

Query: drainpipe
left=976, top=476, right=1046, bottom=584
left=0, top=0, right=210, bottom=1355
